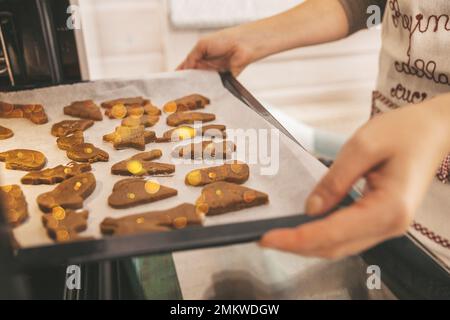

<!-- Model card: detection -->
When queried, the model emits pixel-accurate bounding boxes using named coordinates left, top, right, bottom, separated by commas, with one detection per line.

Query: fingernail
left=305, top=194, right=323, bottom=215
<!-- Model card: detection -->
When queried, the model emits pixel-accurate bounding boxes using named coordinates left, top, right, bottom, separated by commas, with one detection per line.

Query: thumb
left=305, top=135, right=385, bottom=216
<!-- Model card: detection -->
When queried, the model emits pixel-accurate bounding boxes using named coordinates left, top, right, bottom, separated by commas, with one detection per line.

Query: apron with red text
left=372, top=0, right=450, bottom=266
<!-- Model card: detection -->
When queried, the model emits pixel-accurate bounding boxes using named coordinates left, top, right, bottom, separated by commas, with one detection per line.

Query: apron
left=372, top=0, right=450, bottom=266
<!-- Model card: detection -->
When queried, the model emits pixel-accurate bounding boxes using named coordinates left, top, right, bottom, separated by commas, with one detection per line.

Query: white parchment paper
left=0, top=70, right=324, bottom=249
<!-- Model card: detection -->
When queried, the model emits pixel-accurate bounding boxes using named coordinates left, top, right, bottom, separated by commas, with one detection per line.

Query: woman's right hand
left=176, top=27, right=259, bottom=76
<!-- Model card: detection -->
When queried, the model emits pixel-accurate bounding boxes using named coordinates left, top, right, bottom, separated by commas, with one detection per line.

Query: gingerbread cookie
left=21, top=162, right=92, bottom=185
left=185, top=162, right=249, bottom=186
left=64, top=100, right=103, bottom=121
left=0, top=149, right=46, bottom=171
left=121, top=114, right=159, bottom=128
left=171, top=140, right=236, bottom=159
left=166, top=112, right=215, bottom=127
left=0, top=185, right=28, bottom=227
left=51, top=119, right=94, bottom=137
left=163, top=94, right=210, bottom=113
left=0, top=102, right=48, bottom=124
left=0, top=125, right=13, bottom=140
left=108, top=178, right=177, bottom=209
left=42, top=208, right=89, bottom=242
left=66, top=143, right=109, bottom=163
left=101, top=203, right=203, bottom=236
left=56, top=131, right=84, bottom=150
left=102, top=97, right=161, bottom=119
left=37, top=172, right=96, bottom=212
left=103, top=125, right=156, bottom=150
left=158, top=124, right=226, bottom=142
left=111, top=150, right=175, bottom=176
left=195, top=181, right=269, bottom=216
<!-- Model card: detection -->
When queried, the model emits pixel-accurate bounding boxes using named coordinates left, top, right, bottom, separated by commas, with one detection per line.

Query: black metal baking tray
left=3, top=73, right=449, bottom=298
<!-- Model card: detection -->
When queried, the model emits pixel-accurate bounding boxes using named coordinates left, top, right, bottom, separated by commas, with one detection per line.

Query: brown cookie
left=0, top=125, right=13, bottom=140
left=163, top=94, right=210, bottom=113
left=157, top=124, right=226, bottom=142
left=56, top=131, right=84, bottom=150
left=0, top=149, right=47, bottom=171
left=51, top=119, right=94, bottom=137
left=111, top=150, right=175, bottom=177
left=166, top=111, right=216, bottom=127
left=102, top=97, right=161, bottom=119
left=171, top=140, right=236, bottom=160
left=121, top=114, right=159, bottom=128
left=103, top=125, right=156, bottom=150
left=108, top=178, right=177, bottom=209
left=0, top=101, right=48, bottom=124
left=63, top=100, right=103, bottom=121
left=101, top=203, right=203, bottom=236
left=42, top=208, right=89, bottom=242
left=21, top=162, right=92, bottom=185
left=195, top=181, right=269, bottom=216
left=37, top=172, right=96, bottom=212
left=66, top=143, right=109, bottom=163
left=185, top=162, right=249, bottom=186
left=0, top=185, right=28, bottom=227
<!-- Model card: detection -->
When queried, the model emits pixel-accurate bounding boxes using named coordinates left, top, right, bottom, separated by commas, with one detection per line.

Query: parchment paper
left=0, top=70, right=324, bottom=249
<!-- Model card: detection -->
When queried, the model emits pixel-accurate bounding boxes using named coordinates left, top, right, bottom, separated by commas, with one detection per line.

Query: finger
left=261, top=190, right=407, bottom=256
left=176, top=60, right=186, bottom=71
left=305, top=133, right=387, bottom=216
left=182, top=41, right=207, bottom=70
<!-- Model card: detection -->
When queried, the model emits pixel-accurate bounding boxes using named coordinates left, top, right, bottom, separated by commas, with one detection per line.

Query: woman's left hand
left=260, top=94, right=450, bottom=259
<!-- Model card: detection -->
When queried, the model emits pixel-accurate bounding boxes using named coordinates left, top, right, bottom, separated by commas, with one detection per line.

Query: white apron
left=372, top=0, right=450, bottom=266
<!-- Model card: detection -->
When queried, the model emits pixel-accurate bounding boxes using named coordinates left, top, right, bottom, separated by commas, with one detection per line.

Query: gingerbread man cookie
left=0, top=184, right=29, bottom=227
left=195, top=181, right=269, bottom=216
left=64, top=100, right=103, bottom=121
left=108, top=178, right=177, bottom=209
left=21, top=162, right=92, bottom=185
left=0, top=149, right=47, bottom=171
left=37, top=172, right=96, bottom=212
left=101, top=203, right=203, bottom=236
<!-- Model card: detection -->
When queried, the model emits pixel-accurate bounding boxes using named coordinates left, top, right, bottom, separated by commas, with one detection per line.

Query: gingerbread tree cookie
left=64, top=100, right=103, bottom=121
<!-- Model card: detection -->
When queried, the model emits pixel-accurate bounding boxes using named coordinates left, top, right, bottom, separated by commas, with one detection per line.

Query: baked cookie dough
left=64, top=100, right=103, bottom=121
left=111, top=150, right=175, bottom=176
left=103, top=125, right=156, bottom=150
left=37, top=172, right=96, bottom=212
left=0, top=149, right=47, bottom=171
left=101, top=97, right=161, bottom=119
left=121, top=114, right=159, bottom=128
left=185, top=162, right=249, bottom=186
left=108, top=178, right=177, bottom=209
left=195, top=181, right=269, bottom=216
left=166, top=111, right=215, bottom=127
left=0, top=125, right=13, bottom=140
left=171, top=140, right=236, bottom=160
left=158, top=124, right=226, bottom=142
left=21, top=162, right=92, bottom=185
left=163, top=94, right=210, bottom=113
left=101, top=203, right=203, bottom=236
left=56, top=131, right=84, bottom=151
left=42, top=208, right=90, bottom=242
left=51, top=119, right=94, bottom=137
left=0, top=184, right=29, bottom=227
left=66, top=143, right=109, bottom=163
left=0, top=101, right=48, bottom=124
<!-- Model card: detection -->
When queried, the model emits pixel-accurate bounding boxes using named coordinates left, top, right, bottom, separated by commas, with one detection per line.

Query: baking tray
left=2, top=73, right=450, bottom=297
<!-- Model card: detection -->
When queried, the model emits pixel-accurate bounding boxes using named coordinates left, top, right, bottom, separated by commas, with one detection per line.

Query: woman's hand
left=260, top=95, right=450, bottom=259
left=177, top=27, right=258, bottom=76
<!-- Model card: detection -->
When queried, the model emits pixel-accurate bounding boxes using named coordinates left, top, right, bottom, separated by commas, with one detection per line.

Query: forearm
left=234, top=0, right=350, bottom=61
